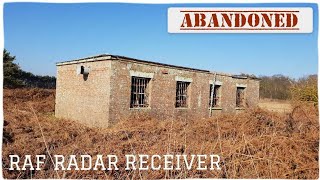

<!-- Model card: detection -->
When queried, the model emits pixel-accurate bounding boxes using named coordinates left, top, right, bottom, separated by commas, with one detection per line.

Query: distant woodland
left=3, top=50, right=318, bottom=104
left=259, top=74, right=318, bottom=105
left=3, top=49, right=56, bottom=89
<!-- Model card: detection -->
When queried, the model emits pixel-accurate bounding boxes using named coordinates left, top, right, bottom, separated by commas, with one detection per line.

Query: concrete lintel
left=209, top=80, right=223, bottom=85
left=175, top=76, right=193, bottom=82
left=130, top=70, right=154, bottom=78
left=236, top=83, right=247, bottom=88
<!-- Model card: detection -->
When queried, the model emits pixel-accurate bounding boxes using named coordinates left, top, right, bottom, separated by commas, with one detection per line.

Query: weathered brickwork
left=55, top=60, right=112, bottom=127
left=55, top=55, right=259, bottom=127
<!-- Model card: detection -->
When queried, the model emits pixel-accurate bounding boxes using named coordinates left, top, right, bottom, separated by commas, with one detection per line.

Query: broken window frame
left=175, top=81, right=190, bottom=108
left=209, top=84, right=221, bottom=108
left=236, top=87, right=246, bottom=108
left=130, top=76, right=151, bottom=108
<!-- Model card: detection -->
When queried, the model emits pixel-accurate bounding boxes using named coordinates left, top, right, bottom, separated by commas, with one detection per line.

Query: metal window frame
left=175, top=81, right=190, bottom=108
left=130, top=76, right=151, bottom=108
left=209, top=84, right=221, bottom=107
left=236, top=87, right=246, bottom=108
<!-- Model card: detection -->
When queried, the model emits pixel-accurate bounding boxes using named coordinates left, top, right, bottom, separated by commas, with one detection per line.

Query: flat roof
left=56, top=54, right=259, bottom=80
left=56, top=54, right=212, bottom=72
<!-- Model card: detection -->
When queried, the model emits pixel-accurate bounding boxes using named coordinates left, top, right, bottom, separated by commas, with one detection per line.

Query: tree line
left=259, top=74, right=318, bottom=105
left=3, top=49, right=318, bottom=104
left=3, top=49, right=56, bottom=89
left=259, top=74, right=293, bottom=100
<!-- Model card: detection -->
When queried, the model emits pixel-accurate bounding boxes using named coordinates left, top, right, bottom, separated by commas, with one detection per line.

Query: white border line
left=0, top=0, right=318, bottom=2
left=0, top=1, right=318, bottom=180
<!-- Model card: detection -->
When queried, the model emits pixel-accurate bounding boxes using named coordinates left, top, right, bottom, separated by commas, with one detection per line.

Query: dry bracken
left=2, top=88, right=319, bottom=179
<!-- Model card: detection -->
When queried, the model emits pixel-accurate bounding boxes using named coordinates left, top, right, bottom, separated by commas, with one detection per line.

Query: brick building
left=55, top=54, right=260, bottom=127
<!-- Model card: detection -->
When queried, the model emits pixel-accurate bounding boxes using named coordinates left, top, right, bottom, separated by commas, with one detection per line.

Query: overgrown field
left=258, top=98, right=292, bottom=113
left=2, top=89, right=319, bottom=179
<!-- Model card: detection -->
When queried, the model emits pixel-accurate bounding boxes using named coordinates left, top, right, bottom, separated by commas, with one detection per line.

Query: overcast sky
left=4, top=3, right=318, bottom=79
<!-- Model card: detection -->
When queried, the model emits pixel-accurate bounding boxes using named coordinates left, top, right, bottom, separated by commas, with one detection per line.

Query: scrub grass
left=2, top=88, right=319, bottom=179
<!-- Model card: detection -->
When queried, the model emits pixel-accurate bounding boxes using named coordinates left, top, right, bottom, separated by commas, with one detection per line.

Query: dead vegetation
left=258, top=98, right=292, bottom=113
left=2, top=88, right=319, bottom=179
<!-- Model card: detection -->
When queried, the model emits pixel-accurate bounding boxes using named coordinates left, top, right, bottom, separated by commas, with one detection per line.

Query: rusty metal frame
left=209, top=84, right=221, bottom=108
left=176, top=81, right=190, bottom=108
left=236, top=87, right=246, bottom=107
left=130, top=76, right=150, bottom=108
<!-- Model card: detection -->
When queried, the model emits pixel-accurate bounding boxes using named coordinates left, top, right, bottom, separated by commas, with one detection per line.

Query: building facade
left=55, top=54, right=260, bottom=127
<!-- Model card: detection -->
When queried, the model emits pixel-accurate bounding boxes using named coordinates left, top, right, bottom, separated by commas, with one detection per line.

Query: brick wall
left=108, top=59, right=259, bottom=125
left=55, top=58, right=259, bottom=127
left=55, top=61, right=111, bottom=127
